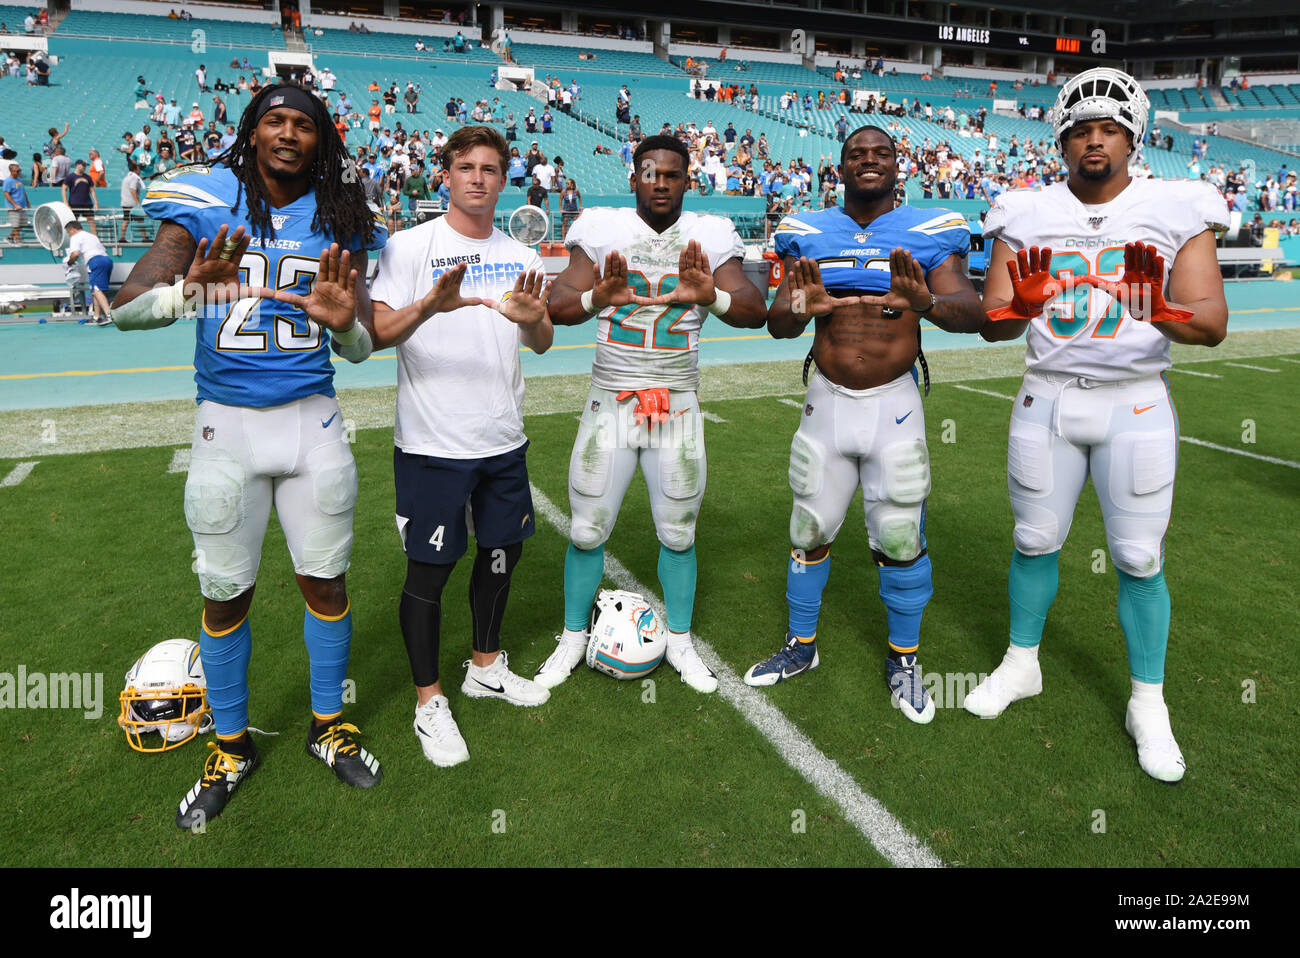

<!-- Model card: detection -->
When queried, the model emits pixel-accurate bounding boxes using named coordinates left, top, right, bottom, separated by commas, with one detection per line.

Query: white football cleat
left=963, top=650, right=1042, bottom=718
left=462, top=650, right=551, bottom=706
left=413, top=695, right=469, bottom=767
left=533, top=634, right=587, bottom=689
left=665, top=640, right=718, bottom=694
left=1125, top=698, right=1186, bottom=783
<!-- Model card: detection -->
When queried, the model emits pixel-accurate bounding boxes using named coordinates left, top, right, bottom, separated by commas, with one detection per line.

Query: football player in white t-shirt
left=533, top=134, right=768, bottom=693
left=968, top=68, right=1229, bottom=783
left=367, top=126, right=554, bottom=768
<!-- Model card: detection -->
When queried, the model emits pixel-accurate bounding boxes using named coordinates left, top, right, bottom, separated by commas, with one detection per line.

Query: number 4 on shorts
left=429, top=525, right=444, bottom=550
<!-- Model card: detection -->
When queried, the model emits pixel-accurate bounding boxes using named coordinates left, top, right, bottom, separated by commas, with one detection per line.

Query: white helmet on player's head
left=585, top=589, right=666, bottom=680
left=1048, top=67, right=1149, bottom=156
left=118, top=638, right=212, bottom=752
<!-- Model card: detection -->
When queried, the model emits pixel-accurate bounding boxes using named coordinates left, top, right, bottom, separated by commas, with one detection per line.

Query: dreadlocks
left=207, top=83, right=376, bottom=246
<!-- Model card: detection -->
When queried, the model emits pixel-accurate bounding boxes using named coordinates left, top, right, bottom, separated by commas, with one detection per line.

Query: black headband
left=254, top=86, right=320, bottom=125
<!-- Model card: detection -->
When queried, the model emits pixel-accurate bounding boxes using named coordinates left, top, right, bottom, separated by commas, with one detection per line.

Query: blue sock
left=787, top=549, right=831, bottom=640
left=200, top=614, right=252, bottom=737
left=878, top=553, right=933, bottom=655
left=564, top=542, right=605, bottom=632
left=1116, top=569, right=1170, bottom=684
left=304, top=602, right=352, bottom=720
left=657, top=544, right=697, bottom=634
left=1009, top=550, right=1059, bottom=648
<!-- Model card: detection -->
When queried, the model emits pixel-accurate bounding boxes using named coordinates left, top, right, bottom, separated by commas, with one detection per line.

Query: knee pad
left=655, top=508, right=697, bottom=552
left=789, top=501, right=832, bottom=551
left=1011, top=502, right=1061, bottom=556
left=297, top=517, right=354, bottom=578
left=871, top=505, right=923, bottom=562
left=880, top=438, right=931, bottom=504
left=788, top=431, right=825, bottom=499
left=193, top=541, right=255, bottom=602
left=570, top=508, right=614, bottom=551
left=309, top=442, right=358, bottom=517
left=1109, top=536, right=1164, bottom=577
left=184, top=450, right=245, bottom=535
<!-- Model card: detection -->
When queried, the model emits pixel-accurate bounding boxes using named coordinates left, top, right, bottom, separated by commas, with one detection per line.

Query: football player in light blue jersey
left=111, top=83, right=388, bottom=829
left=745, top=125, right=986, bottom=724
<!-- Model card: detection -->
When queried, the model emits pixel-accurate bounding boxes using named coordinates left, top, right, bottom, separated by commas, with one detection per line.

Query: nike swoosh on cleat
left=895, top=410, right=913, bottom=424
left=321, top=411, right=339, bottom=428
left=473, top=679, right=506, bottom=694
left=1133, top=404, right=1157, bottom=415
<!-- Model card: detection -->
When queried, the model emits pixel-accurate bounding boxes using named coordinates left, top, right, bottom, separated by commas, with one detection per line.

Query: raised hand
left=787, top=255, right=861, bottom=318
left=487, top=268, right=549, bottom=327
left=184, top=224, right=255, bottom=308
left=261, top=243, right=358, bottom=332
left=858, top=248, right=933, bottom=316
left=415, top=262, right=488, bottom=320
left=988, top=245, right=1060, bottom=321
left=629, top=240, right=716, bottom=307
left=1079, top=241, right=1192, bottom=323
left=590, top=250, right=638, bottom=310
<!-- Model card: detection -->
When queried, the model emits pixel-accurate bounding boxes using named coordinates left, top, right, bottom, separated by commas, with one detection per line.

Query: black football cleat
left=176, top=739, right=259, bottom=830
left=306, top=720, right=382, bottom=788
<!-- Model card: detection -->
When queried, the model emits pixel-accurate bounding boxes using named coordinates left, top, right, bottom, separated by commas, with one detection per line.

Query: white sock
left=1005, top=643, right=1040, bottom=666
left=1130, top=679, right=1166, bottom=709
left=561, top=628, right=587, bottom=645
left=666, top=629, right=692, bottom=649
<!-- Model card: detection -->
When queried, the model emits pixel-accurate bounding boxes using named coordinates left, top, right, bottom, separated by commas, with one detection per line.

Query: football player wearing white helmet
left=970, top=67, right=1229, bottom=783
left=119, top=639, right=213, bottom=752
left=534, top=134, right=768, bottom=694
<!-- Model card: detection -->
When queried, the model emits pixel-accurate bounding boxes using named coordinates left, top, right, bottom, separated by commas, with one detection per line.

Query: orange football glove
left=1078, top=242, right=1193, bottom=323
left=987, top=246, right=1062, bottom=321
left=616, top=388, right=670, bottom=425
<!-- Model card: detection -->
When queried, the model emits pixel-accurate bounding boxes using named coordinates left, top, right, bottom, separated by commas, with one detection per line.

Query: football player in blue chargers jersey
left=109, top=83, right=389, bottom=829
left=745, top=124, right=986, bottom=723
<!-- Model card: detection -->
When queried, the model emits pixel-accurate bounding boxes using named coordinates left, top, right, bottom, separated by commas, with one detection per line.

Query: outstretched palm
left=589, top=250, right=638, bottom=310
left=489, top=268, right=549, bottom=327
left=857, top=248, right=932, bottom=315
left=264, top=243, right=359, bottom=332
left=184, top=224, right=257, bottom=308
left=787, top=256, right=861, bottom=317
left=630, top=240, right=716, bottom=306
left=416, top=262, right=489, bottom=320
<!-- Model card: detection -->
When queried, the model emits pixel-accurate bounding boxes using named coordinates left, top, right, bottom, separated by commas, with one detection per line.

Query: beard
left=1076, top=159, right=1113, bottom=181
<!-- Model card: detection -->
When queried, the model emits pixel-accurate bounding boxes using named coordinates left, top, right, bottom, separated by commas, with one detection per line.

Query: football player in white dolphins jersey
left=534, top=134, right=768, bottom=692
left=968, top=68, right=1229, bottom=782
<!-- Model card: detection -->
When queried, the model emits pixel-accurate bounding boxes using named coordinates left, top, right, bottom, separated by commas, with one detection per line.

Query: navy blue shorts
left=394, top=442, right=535, bottom=563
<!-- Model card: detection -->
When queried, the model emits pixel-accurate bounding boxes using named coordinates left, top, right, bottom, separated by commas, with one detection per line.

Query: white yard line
left=1276, top=358, right=1300, bottom=365
left=777, top=398, right=803, bottom=409
left=951, top=383, right=1015, bottom=401
left=1, top=461, right=38, bottom=486
left=700, top=410, right=727, bottom=423
left=1224, top=362, right=1280, bottom=373
left=166, top=449, right=191, bottom=473
left=1166, top=368, right=1222, bottom=379
left=1179, top=437, right=1300, bottom=470
left=529, top=483, right=944, bottom=869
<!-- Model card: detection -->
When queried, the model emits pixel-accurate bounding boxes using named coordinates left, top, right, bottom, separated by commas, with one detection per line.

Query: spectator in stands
left=213, top=95, right=228, bottom=125
left=29, top=151, right=45, bottom=188
left=505, top=113, right=517, bottom=143
left=384, top=85, right=398, bottom=115
left=524, top=142, right=543, bottom=178
left=524, top=108, right=537, bottom=136
left=541, top=109, right=553, bottom=134
left=23, top=12, right=34, bottom=34
left=533, top=155, right=556, bottom=192
left=154, top=143, right=176, bottom=176
left=453, top=31, right=465, bottom=53
left=560, top=177, right=582, bottom=238
left=195, top=64, right=208, bottom=93
left=405, top=83, right=419, bottom=114
left=4, top=161, right=29, bottom=244
left=403, top=162, right=431, bottom=212
left=50, top=145, right=71, bottom=186
left=507, top=147, right=526, bottom=188
left=527, top=174, right=548, bottom=214
left=63, top=159, right=99, bottom=234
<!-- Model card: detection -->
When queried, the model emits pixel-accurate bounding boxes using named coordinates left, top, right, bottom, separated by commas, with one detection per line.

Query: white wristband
left=706, top=287, right=732, bottom=317
left=332, top=319, right=363, bottom=346
left=332, top=320, right=373, bottom=362
left=109, top=280, right=192, bottom=330
left=580, top=288, right=597, bottom=316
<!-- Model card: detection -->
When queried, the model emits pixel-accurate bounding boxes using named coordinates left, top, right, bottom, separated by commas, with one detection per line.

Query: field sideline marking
left=777, top=398, right=803, bottom=409
left=951, top=383, right=1016, bottom=401
left=1223, top=362, right=1280, bottom=373
left=1, top=461, right=38, bottom=486
left=1278, top=358, right=1300, bottom=365
left=1179, top=437, right=1300, bottom=470
left=529, top=483, right=944, bottom=869
left=700, top=410, right=727, bottom=423
left=1167, top=368, right=1221, bottom=379
left=167, top=449, right=191, bottom=473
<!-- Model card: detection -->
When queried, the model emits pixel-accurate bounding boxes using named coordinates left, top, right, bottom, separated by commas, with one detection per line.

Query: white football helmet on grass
left=586, top=589, right=666, bottom=680
left=119, top=639, right=213, bottom=752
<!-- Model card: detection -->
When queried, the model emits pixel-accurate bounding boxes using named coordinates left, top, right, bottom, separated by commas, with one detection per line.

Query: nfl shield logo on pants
left=202, top=426, right=214, bottom=441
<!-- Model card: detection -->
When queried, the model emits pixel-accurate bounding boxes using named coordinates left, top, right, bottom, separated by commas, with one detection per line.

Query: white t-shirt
left=67, top=229, right=108, bottom=264
left=983, top=177, right=1228, bottom=381
left=120, top=171, right=145, bottom=207
left=370, top=216, right=543, bottom=458
left=533, top=163, right=555, bottom=190
left=564, top=207, right=744, bottom=391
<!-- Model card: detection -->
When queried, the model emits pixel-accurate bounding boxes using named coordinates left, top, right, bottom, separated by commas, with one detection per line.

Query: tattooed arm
left=111, top=220, right=197, bottom=314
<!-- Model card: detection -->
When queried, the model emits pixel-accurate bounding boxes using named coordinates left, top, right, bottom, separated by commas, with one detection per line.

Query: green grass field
left=1, top=345, right=1297, bottom=868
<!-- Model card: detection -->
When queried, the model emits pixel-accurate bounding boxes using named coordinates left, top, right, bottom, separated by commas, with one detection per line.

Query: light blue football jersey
left=773, top=204, right=970, bottom=294
left=142, top=164, right=388, bottom=407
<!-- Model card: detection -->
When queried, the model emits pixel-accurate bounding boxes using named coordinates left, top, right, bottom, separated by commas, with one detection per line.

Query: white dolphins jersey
left=983, top=178, right=1228, bottom=381
left=565, top=207, right=745, bottom=391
